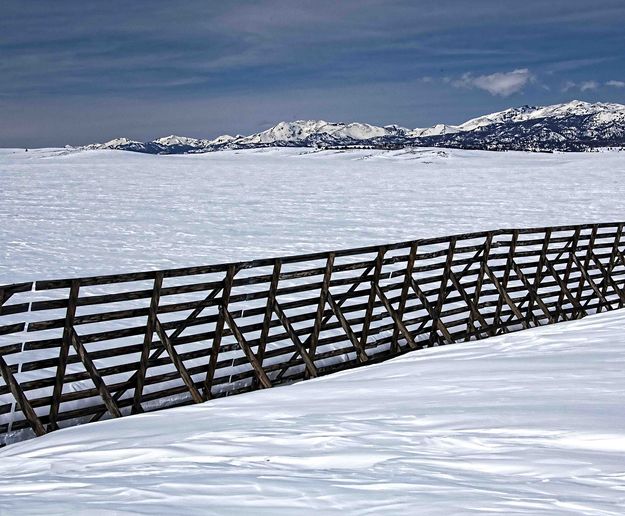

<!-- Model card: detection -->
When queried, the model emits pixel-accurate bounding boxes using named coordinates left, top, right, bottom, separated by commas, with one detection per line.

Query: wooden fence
left=1, top=222, right=624, bottom=445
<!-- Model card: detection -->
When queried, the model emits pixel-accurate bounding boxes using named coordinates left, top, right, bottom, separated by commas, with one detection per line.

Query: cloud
left=580, top=80, right=599, bottom=91
left=452, top=69, right=534, bottom=96
left=606, top=80, right=625, bottom=88
left=3, top=0, right=625, bottom=146
left=562, top=81, right=577, bottom=92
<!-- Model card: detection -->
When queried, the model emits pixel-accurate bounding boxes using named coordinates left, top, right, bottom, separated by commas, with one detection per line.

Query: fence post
left=204, top=265, right=236, bottom=400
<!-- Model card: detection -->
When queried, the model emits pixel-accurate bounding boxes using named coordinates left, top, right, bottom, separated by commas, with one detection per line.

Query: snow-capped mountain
left=85, top=100, right=625, bottom=154
left=422, top=100, right=625, bottom=151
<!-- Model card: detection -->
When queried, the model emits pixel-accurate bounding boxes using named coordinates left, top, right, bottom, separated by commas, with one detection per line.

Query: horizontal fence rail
left=1, top=222, right=624, bottom=445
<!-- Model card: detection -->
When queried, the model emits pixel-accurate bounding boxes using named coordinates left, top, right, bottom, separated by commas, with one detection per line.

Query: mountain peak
left=153, top=135, right=203, bottom=146
left=86, top=100, right=625, bottom=154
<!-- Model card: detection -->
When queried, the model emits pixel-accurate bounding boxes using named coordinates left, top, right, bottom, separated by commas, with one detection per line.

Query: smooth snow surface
left=0, top=309, right=624, bottom=515
left=2, top=146, right=625, bottom=284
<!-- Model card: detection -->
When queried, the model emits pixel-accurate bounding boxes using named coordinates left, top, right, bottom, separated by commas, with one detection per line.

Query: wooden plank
left=7, top=283, right=625, bottom=429
left=0, top=282, right=32, bottom=307
left=408, top=277, right=454, bottom=343
left=510, top=262, right=554, bottom=324
left=275, top=258, right=373, bottom=381
left=569, top=254, right=610, bottom=310
left=360, top=247, right=386, bottom=349
left=392, top=243, right=417, bottom=353
left=70, top=328, right=122, bottom=419
left=525, top=229, right=551, bottom=327
left=3, top=222, right=625, bottom=442
left=48, top=279, right=80, bottom=431
left=13, top=258, right=622, bottom=389
left=499, top=231, right=584, bottom=331
left=89, top=284, right=225, bottom=423
left=543, top=258, right=587, bottom=318
left=26, top=223, right=618, bottom=292
left=589, top=251, right=625, bottom=306
left=309, top=253, right=335, bottom=359
left=574, top=226, right=598, bottom=316
left=412, top=238, right=499, bottom=339
left=154, top=318, right=203, bottom=404
left=467, top=232, right=493, bottom=340
left=326, top=291, right=369, bottom=363
left=0, top=355, right=46, bottom=437
left=272, top=301, right=318, bottom=377
left=7, top=284, right=624, bottom=434
left=429, top=238, right=456, bottom=345
left=15, top=271, right=621, bottom=403
left=203, top=265, right=236, bottom=399
left=11, top=285, right=623, bottom=421
left=132, top=272, right=163, bottom=414
left=257, top=259, right=282, bottom=372
left=554, top=228, right=581, bottom=321
left=483, top=264, right=527, bottom=327
left=222, top=308, right=272, bottom=388
left=372, top=283, right=419, bottom=350
left=28, top=246, right=563, bottom=333
left=594, top=223, right=624, bottom=308
left=612, top=225, right=624, bottom=309
left=448, top=271, right=492, bottom=335
left=0, top=323, right=25, bottom=337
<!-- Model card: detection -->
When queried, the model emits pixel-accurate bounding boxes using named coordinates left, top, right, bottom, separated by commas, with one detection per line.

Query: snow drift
left=0, top=309, right=623, bottom=514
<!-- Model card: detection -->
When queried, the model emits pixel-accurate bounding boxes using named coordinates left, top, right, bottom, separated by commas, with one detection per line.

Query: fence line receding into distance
left=1, top=222, right=624, bottom=445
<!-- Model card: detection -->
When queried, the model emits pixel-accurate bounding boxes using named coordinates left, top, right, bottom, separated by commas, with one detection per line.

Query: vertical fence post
left=132, top=272, right=163, bottom=414
left=309, top=253, right=335, bottom=362
left=493, top=230, right=517, bottom=334
left=601, top=223, right=624, bottom=309
left=392, top=242, right=418, bottom=353
left=48, top=279, right=80, bottom=431
left=554, top=227, right=580, bottom=322
left=430, top=237, right=456, bottom=345
left=575, top=225, right=598, bottom=317
left=469, top=231, right=493, bottom=339
left=360, top=247, right=386, bottom=351
left=616, top=224, right=625, bottom=309
left=0, top=357, right=46, bottom=437
left=255, top=259, right=282, bottom=387
left=526, top=229, right=551, bottom=327
left=203, top=265, right=236, bottom=400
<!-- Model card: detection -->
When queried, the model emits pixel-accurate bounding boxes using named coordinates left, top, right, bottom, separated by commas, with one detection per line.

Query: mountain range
left=85, top=100, right=625, bottom=154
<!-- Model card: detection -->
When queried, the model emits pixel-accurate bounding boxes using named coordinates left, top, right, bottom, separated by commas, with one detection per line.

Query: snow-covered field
left=0, top=309, right=623, bottom=515
left=1, top=146, right=625, bottom=284
left=1, top=147, right=625, bottom=514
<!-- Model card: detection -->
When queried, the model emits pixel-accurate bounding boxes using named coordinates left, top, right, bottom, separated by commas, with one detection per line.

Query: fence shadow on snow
left=1, top=222, right=624, bottom=445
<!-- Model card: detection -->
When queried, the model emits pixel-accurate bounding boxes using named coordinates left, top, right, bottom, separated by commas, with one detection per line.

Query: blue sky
left=1, top=0, right=624, bottom=147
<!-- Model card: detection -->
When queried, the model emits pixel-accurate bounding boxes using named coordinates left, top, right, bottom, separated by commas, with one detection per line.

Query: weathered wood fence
left=1, top=222, right=624, bottom=445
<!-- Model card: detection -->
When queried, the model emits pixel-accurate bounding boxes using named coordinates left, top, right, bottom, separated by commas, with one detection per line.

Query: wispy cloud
left=452, top=69, right=534, bottom=96
left=562, top=81, right=577, bottom=92
left=580, top=80, right=599, bottom=91
left=561, top=79, right=624, bottom=92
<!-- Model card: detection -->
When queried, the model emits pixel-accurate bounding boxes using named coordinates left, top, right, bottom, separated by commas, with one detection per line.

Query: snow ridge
left=84, top=100, right=625, bottom=153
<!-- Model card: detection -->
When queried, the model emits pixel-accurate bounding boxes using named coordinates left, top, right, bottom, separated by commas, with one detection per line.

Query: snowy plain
left=1, top=147, right=625, bottom=514
left=1, top=146, right=625, bottom=284
left=0, top=309, right=624, bottom=515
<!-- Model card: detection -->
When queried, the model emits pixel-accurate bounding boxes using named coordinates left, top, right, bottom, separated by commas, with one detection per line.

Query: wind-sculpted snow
left=2, top=146, right=625, bottom=284
left=0, top=309, right=623, bottom=514
left=84, top=100, right=625, bottom=153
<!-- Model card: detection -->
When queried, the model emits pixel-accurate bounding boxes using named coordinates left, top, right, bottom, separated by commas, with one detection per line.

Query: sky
left=1, top=0, right=625, bottom=147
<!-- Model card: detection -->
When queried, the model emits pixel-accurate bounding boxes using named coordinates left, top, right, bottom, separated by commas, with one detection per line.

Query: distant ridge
left=84, top=100, right=625, bottom=153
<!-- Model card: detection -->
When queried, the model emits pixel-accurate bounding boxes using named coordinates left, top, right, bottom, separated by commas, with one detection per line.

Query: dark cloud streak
left=1, top=0, right=624, bottom=146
